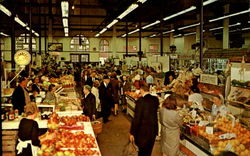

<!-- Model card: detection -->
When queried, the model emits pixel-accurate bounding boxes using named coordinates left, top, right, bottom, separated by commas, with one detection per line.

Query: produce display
left=39, top=129, right=99, bottom=156
left=232, top=79, right=250, bottom=88
left=179, top=108, right=209, bottom=124
left=60, top=75, right=76, bottom=88
left=47, top=113, right=90, bottom=130
left=39, top=112, right=99, bottom=156
left=125, top=91, right=141, bottom=99
left=60, top=115, right=90, bottom=126
left=197, top=83, right=224, bottom=96
left=191, top=117, right=250, bottom=156
left=228, top=87, right=250, bottom=106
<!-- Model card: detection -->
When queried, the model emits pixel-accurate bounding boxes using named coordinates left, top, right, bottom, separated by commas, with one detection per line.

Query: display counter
left=180, top=126, right=212, bottom=156
left=126, top=95, right=136, bottom=118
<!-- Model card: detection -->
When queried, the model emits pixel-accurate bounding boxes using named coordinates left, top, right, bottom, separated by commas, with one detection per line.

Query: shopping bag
left=122, top=141, right=139, bottom=156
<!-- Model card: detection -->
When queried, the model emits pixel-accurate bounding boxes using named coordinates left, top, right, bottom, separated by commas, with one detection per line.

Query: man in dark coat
left=130, top=83, right=159, bottom=156
left=82, top=85, right=96, bottom=120
left=12, top=77, right=30, bottom=115
left=99, top=75, right=113, bottom=123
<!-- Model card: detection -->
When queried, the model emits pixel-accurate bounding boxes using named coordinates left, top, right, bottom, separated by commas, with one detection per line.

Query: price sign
left=206, top=126, right=214, bottom=134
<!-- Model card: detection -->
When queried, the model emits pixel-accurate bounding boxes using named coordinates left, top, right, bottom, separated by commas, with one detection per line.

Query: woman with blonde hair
left=160, top=94, right=183, bottom=156
left=16, top=104, right=40, bottom=156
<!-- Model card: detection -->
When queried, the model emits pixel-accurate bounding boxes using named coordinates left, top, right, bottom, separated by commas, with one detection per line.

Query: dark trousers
left=138, top=138, right=156, bottom=156
left=101, top=103, right=111, bottom=122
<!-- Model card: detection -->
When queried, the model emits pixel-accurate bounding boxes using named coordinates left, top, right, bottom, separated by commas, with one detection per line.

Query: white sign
left=205, top=126, right=214, bottom=134
left=200, top=74, right=218, bottom=85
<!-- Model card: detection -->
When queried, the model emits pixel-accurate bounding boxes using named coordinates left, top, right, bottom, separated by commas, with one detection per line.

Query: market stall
left=1, top=73, right=102, bottom=156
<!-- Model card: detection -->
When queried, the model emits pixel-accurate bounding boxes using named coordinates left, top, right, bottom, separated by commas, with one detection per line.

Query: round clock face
left=14, top=50, right=31, bottom=66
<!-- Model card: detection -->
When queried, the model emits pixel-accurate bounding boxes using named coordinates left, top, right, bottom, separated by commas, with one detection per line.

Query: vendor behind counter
left=12, top=76, right=31, bottom=115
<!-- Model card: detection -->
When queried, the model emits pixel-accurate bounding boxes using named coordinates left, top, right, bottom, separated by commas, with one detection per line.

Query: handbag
left=122, top=141, right=139, bottom=156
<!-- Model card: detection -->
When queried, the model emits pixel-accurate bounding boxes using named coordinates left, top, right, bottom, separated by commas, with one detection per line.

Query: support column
left=139, top=22, right=142, bottom=61
left=37, top=1, right=42, bottom=67
left=126, top=22, right=128, bottom=56
left=39, top=3, right=42, bottom=55
left=199, top=0, right=204, bottom=67
left=160, top=20, right=163, bottom=56
left=48, top=0, right=53, bottom=43
left=29, top=0, right=32, bottom=61
left=112, top=26, right=117, bottom=58
left=223, top=4, right=230, bottom=49
left=196, top=15, right=200, bottom=43
left=44, top=16, right=47, bottom=53
left=11, top=13, right=15, bottom=69
left=169, top=24, right=174, bottom=46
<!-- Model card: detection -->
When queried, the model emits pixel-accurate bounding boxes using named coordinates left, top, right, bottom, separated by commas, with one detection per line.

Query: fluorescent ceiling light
left=0, top=32, right=9, bottom=36
left=163, top=6, right=196, bottom=21
left=34, top=32, right=39, bottom=37
left=14, top=16, right=27, bottom=27
left=118, top=4, right=139, bottom=20
left=163, top=29, right=175, bottom=34
left=178, top=23, right=200, bottom=30
left=121, top=34, right=127, bottom=37
left=100, top=28, right=107, bottom=34
left=248, top=21, right=250, bottom=23
left=209, top=9, right=250, bottom=22
left=184, top=32, right=196, bottom=36
left=174, top=34, right=182, bottom=38
left=31, top=30, right=35, bottom=33
left=26, top=27, right=30, bottom=31
left=209, top=26, right=223, bottom=31
left=64, top=27, right=69, bottom=33
left=209, top=22, right=241, bottom=31
left=95, top=34, right=100, bottom=37
left=61, top=1, right=69, bottom=17
left=63, top=18, right=68, bottom=27
left=107, top=19, right=118, bottom=28
left=203, top=0, right=218, bottom=6
left=118, top=4, right=138, bottom=20
left=137, top=0, right=147, bottom=4
left=65, top=33, right=69, bottom=37
left=149, top=34, right=156, bottom=38
left=142, top=20, right=160, bottom=29
left=242, top=27, right=250, bottom=31
left=141, top=0, right=217, bottom=31
left=128, top=28, right=140, bottom=35
left=0, top=4, right=12, bottom=16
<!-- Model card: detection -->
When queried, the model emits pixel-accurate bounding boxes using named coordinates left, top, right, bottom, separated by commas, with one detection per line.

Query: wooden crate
left=2, top=130, right=18, bottom=155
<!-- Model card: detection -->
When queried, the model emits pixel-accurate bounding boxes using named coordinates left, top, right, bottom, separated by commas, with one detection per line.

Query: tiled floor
left=96, top=112, right=162, bottom=156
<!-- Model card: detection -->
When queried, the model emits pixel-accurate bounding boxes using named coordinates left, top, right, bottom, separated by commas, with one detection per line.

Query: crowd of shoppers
left=8, top=61, right=231, bottom=156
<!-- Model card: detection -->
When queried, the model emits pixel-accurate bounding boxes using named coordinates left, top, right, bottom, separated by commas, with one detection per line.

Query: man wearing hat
left=99, top=75, right=114, bottom=123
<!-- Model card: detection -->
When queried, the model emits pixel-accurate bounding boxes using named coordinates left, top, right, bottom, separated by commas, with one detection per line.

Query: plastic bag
left=122, top=141, right=139, bottom=156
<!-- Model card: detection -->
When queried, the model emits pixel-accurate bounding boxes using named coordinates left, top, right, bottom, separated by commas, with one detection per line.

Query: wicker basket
left=91, top=121, right=103, bottom=135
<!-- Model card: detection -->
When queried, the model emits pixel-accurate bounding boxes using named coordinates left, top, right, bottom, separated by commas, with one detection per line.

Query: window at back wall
left=16, top=33, right=37, bottom=51
left=99, top=39, right=109, bottom=59
left=70, top=35, right=90, bottom=51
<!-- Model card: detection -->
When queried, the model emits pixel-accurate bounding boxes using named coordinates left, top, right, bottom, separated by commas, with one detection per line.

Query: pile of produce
left=60, top=115, right=90, bottom=126
left=39, top=129, right=99, bottom=156
left=125, top=91, right=141, bottom=99
left=39, top=113, right=99, bottom=156
left=232, top=79, right=250, bottom=88
left=47, top=113, right=90, bottom=130
left=60, top=75, right=75, bottom=88
left=196, top=117, right=250, bottom=156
